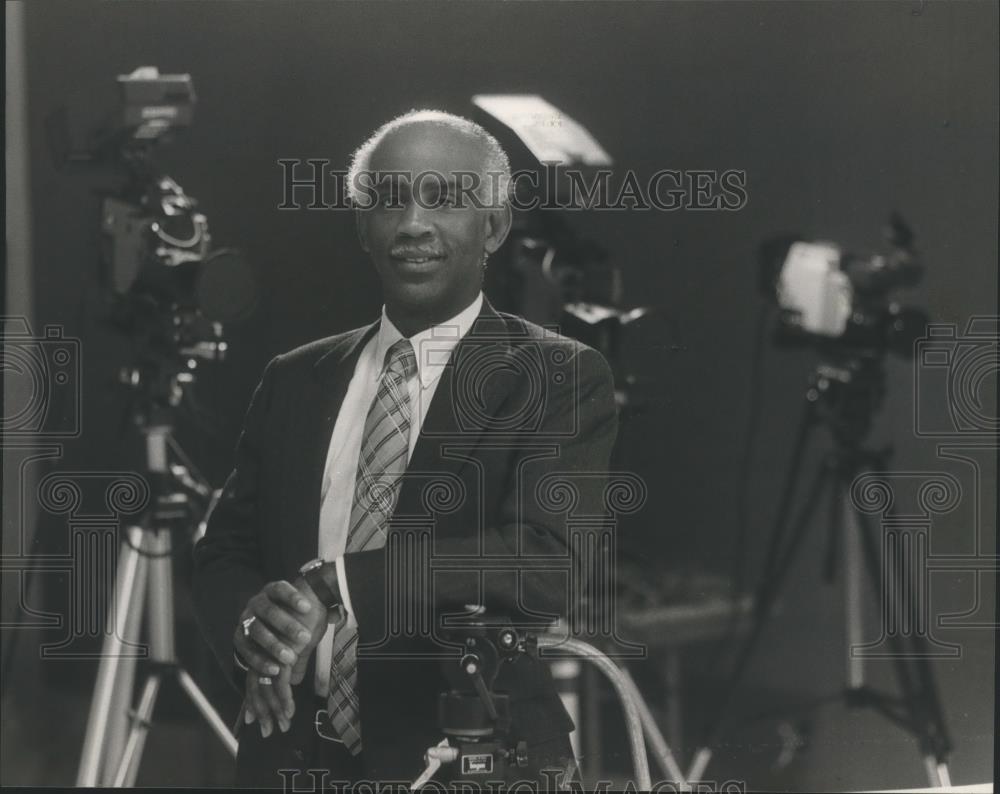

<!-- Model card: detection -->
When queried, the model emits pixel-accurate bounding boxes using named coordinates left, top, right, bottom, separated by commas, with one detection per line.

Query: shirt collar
left=374, top=291, right=484, bottom=389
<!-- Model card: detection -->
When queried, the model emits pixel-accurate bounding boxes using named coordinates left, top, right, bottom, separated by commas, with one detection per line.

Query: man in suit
left=193, top=110, right=618, bottom=788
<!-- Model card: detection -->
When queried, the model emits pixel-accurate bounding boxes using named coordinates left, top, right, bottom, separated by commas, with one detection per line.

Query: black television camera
left=49, top=66, right=255, bottom=420
left=758, top=213, right=928, bottom=360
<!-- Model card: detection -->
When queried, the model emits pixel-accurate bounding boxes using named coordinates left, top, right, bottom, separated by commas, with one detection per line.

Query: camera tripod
left=76, top=399, right=235, bottom=786
left=688, top=354, right=952, bottom=788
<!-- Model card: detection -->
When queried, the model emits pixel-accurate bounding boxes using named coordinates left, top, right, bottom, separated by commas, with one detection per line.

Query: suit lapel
left=283, top=320, right=378, bottom=573
left=395, top=297, right=517, bottom=519
left=288, top=297, right=521, bottom=569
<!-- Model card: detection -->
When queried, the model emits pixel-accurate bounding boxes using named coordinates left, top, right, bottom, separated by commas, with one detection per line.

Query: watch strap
left=303, top=563, right=340, bottom=610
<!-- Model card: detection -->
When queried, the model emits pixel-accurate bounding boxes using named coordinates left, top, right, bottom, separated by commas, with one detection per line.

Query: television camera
left=49, top=65, right=255, bottom=419
left=70, top=67, right=248, bottom=786
left=758, top=212, right=928, bottom=361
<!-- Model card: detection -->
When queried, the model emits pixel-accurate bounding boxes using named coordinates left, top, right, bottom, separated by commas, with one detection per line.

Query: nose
left=396, top=199, right=434, bottom=238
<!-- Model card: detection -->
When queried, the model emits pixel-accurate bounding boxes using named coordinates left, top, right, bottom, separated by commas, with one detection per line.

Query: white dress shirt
left=313, top=291, right=484, bottom=696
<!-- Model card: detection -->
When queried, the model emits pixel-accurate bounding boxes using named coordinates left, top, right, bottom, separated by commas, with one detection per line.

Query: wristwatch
left=298, top=558, right=341, bottom=612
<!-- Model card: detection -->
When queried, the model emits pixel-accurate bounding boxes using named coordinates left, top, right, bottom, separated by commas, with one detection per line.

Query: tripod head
left=805, top=352, right=888, bottom=456
left=418, top=614, right=536, bottom=785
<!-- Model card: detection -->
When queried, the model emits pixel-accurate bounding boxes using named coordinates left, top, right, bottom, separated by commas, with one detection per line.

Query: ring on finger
left=258, top=675, right=273, bottom=686
left=241, top=616, right=256, bottom=638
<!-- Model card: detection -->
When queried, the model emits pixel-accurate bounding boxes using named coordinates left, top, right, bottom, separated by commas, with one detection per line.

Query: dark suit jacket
left=192, top=297, right=619, bottom=784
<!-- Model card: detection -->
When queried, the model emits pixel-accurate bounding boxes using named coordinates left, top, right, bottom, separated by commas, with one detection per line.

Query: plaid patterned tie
left=327, top=337, right=417, bottom=754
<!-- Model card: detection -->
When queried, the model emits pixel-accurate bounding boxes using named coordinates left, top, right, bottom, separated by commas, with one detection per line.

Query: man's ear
left=355, top=209, right=370, bottom=253
left=483, top=203, right=513, bottom=255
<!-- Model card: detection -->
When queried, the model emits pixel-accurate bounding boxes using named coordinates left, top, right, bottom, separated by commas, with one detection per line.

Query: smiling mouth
left=394, top=255, right=441, bottom=263
left=390, top=252, right=446, bottom=267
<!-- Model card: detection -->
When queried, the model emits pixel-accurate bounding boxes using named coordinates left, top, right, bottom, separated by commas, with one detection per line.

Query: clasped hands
left=233, top=578, right=328, bottom=737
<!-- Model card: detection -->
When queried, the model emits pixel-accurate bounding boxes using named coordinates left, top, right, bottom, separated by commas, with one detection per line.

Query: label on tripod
left=461, top=754, right=494, bottom=775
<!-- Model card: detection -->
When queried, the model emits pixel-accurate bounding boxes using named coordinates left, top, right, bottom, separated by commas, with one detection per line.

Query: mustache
left=389, top=246, right=445, bottom=258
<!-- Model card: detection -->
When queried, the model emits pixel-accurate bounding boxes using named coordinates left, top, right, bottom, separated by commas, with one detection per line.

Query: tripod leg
left=146, top=530, right=175, bottom=661
left=112, top=529, right=177, bottom=788
left=898, top=536, right=954, bottom=784
left=689, top=453, right=832, bottom=780
left=893, top=539, right=954, bottom=787
left=757, top=402, right=817, bottom=585
left=852, top=504, right=953, bottom=787
left=76, top=526, right=150, bottom=787
left=143, top=529, right=239, bottom=773
left=921, top=756, right=949, bottom=789
left=823, top=461, right=843, bottom=583
left=176, top=669, right=238, bottom=757
left=112, top=673, right=163, bottom=787
left=843, top=489, right=865, bottom=690
left=102, top=537, right=149, bottom=785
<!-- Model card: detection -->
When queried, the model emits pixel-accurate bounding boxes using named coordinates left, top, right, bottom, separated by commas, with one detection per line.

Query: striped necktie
left=326, top=337, right=417, bottom=754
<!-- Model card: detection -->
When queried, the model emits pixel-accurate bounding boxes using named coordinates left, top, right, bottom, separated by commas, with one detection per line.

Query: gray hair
left=346, top=109, right=512, bottom=208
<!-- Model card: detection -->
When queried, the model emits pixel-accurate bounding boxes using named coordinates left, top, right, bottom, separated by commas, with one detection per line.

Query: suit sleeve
left=192, top=356, right=279, bottom=691
left=343, top=343, right=619, bottom=643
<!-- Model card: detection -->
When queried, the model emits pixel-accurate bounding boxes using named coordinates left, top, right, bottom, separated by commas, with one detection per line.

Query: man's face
left=356, top=122, right=510, bottom=325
